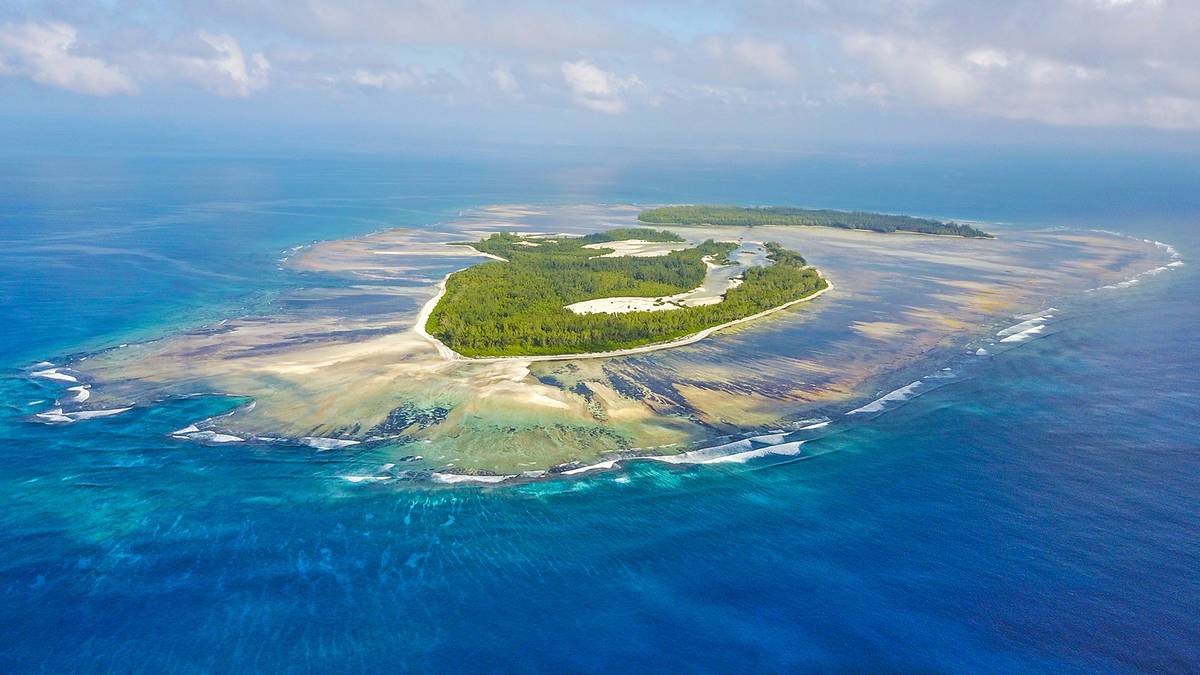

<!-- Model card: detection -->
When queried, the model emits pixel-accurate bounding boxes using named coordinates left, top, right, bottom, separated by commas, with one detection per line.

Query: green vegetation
left=638, top=205, right=991, bottom=238
left=581, top=228, right=684, bottom=243
left=425, top=229, right=827, bottom=357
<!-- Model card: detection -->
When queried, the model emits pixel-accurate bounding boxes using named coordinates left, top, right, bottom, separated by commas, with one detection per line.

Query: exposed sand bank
left=582, top=239, right=690, bottom=257
left=565, top=255, right=742, bottom=315
left=52, top=204, right=1170, bottom=476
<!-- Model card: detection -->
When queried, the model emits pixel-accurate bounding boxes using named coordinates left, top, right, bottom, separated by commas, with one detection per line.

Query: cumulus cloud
left=701, top=37, right=799, bottom=85
left=349, top=69, right=407, bottom=89
left=3, top=1, right=1199, bottom=133
left=317, top=63, right=458, bottom=100
left=560, top=60, right=641, bottom=114
left=841, top=29, right=1200, bottom=129
left=171, top=32, right=270, bottom=98
left=188, top=0, right=634, bottom=52
left=0, top=21, right=136, bottom=96
left=491, top=66, right=521, bottom=96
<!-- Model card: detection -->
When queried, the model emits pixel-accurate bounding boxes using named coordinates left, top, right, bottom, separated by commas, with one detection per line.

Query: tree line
left=638, top=205, right=991, bottom=238
left=426, top=230, right=826, bottom=357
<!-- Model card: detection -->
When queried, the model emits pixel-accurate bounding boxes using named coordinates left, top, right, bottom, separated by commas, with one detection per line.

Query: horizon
left=2, top=3, right=1199, bottom=672
left=3, top=1, right=1200, bottom=154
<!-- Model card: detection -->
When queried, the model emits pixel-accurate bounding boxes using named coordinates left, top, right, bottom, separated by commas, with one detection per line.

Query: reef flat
left=42, top=204, right=1168, bottom=478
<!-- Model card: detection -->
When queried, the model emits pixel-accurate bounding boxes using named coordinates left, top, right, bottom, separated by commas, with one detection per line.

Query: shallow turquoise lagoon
left=1, top=149, right=1197, bottom=671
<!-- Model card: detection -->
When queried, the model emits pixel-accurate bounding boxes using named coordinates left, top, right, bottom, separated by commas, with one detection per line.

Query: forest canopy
left=637, top=205, right=991, bottom=238
left=425, top=229, right=827, bottom=357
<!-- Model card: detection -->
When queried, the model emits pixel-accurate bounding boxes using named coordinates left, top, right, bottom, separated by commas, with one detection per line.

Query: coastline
left=413, top=270, right=833, bottom=363
left=48, top=203, right=1171, bottom=477
left=412, top=274, right=460, bottom=360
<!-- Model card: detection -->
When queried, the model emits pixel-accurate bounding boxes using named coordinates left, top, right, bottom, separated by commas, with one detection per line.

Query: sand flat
left=63, top=204, right=1168, bottom=475
left=583, top=239, right=690, bottom=257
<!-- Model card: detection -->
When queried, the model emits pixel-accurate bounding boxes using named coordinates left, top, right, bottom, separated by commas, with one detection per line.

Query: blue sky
left=2, top=0, right=1198, bottom=152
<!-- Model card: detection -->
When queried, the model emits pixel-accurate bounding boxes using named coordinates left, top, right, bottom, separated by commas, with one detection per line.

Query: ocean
left=1, top=146, right=1197, bottom=671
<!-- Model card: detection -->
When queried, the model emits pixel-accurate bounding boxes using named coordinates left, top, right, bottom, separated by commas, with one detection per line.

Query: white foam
left=797, top=419, right=831, bottom=430
left=999, top=324, right=1046, bottom=343
left=35, top=408, right=73, bottom=423
left=69, top=407, right=132, bottom=420
left=997, top=316, right=1051, bottom=337
left=341, top=475, right=390, bottom=483
left=1152, top=240, right=1181, bottom=260
left=846, top=381, right=923, bottom=415
left=1015, top=308, right=1057, bottom=321
left=64, top=386, right=90, bottom=403
left=31, top=368, right=78, bottom=383
left=32, top=406, right=135, bottom=424
left=172, top=424, right=200, bottom=435
left=975, top=347, right=989, bottom=356
left=647, top=438, right=754, bottom=464
left=562, top=459, right=620, bottom=475
left=186, top=430, right=243, bottom=443
left=748, top=432, right=788, bottom=445
left=431, top=472, right=513, bottom=484
left=1087, top=238, right=1186, bottom=292
left=699, top=441, right=806, bottom=464
left=299, top=437, right=361, bottom=450
left=1094, top=277, right=1142, bottom=291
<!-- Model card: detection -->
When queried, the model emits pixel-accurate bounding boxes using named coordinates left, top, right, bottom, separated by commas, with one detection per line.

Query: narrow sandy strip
left=371, top=250, right=507, bottom=261
left=413, top=274, right=460, bottom=360
left=413, top=271, right=832, bottom=363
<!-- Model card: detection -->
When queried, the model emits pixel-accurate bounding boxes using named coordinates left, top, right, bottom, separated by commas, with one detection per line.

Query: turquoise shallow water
left=1, top=148, right=1198, bottom=671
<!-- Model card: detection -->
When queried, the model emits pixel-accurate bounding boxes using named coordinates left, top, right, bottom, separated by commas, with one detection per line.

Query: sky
left=1, top=0, right=1199, bottom=153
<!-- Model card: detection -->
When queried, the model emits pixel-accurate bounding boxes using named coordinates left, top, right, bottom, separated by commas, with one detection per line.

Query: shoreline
left=32, top=201, right=1171, bottom=479
left=412, top=274, right=460, bottom=360
left=412, top=270, right=833, bottom=363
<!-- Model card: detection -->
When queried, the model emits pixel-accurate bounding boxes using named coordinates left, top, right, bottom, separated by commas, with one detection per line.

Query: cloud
left=0, top=21, right=136, bottom=96
left=560, top=60, right=641, bottom=114
left=842, top=32, right=979, bottom=107
left=345, top=68, right=420, bottom=90
left=491, top=66, right=521, bottom=96
left=701, top=36, right=799, bottom=85
left=2, top=1, right=1199, bottom=135
left=186, top=0, right=634, bottom=52
left=840, top=29, right=1200, bottom=129
left=318, top=64, right=459, bottom=101
left=171, top=32, right=270, bottom=98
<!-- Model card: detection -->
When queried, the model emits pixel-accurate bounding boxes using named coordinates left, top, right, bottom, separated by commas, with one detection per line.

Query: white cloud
left=964, top=48, right=1009, bottom=69
left=0, top=21, right=136, bottom=96
left=3, top=1, right=1199, bottom=135
left=348, top=68, right=416, bottom=89
left=841, top=29, right=1200, bottom=129
left=491, top=66, right=520, bottom=95
left=560, top=60, right=641, bottom=114
left=172, top=32, right=270, bottom=98
left=321, top=64, right=456, bottom=98
left=843, top=32, right=979, bottom=106
left=702, top=37, right=799, bottom=84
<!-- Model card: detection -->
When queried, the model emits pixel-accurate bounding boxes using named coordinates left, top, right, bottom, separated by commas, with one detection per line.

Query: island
left=423, top=227, right=828, bottom=357
left=37, top=203, right=1170, bottom=479
left=638, top=205, right=992, bottom=238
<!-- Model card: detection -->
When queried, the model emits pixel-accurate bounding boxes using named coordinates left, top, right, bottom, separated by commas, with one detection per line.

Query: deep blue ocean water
left=1, top=147, right=1198, bottom=672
